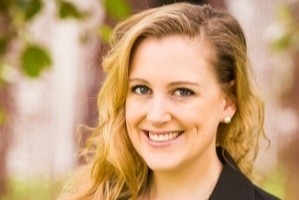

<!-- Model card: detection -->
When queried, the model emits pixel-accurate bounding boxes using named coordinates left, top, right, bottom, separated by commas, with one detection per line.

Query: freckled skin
left=125, top=35, right=236, bottom=174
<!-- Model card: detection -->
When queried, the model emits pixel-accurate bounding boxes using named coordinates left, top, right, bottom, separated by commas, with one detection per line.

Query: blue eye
left=174, top=88, right=194, bottom=97
left=132, top=85, right=150, bottom=95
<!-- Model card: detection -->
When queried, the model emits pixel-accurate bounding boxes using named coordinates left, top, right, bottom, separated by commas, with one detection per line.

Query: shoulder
left=209, top=147, right=280, bottom=200
left=253, top=185, right=281, bottom=200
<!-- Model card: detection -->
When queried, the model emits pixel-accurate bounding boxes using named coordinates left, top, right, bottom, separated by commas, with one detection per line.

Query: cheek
left=125, top=97, right=148, bottom=122
left=125, top=101, right=142, bottom=151
left=175, top=102, right=208, bottom=122
left=177, top=101, right=222, bottom=130
left=125, top=98, right=144, bottom=134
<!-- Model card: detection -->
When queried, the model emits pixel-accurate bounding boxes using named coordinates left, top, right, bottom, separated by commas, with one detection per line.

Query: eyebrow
left=129, top=78, right=149, bottom=84
left=168, top=81, right=200, bottom=87
left=129, top=78, right=200, bottom=87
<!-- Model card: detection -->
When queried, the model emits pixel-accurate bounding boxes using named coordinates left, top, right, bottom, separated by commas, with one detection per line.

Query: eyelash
left=131, top=85, right=195, bottom=97
left=131, top=85, right=151, bottom=95
left=173, top=88, right=195, bottom=97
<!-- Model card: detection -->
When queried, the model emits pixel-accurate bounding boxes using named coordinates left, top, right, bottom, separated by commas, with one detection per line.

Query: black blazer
left=209, top=148, right=281, bottom=200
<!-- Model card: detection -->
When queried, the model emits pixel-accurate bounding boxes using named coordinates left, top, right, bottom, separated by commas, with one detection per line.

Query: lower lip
left=142, top=131, right=183, bottom=147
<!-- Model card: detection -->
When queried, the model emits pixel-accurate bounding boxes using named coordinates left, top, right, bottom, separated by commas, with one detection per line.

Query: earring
left=224, top=116, right=231, bottom=124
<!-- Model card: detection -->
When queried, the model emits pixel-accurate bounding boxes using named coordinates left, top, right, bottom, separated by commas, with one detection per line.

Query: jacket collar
left=209, top=147, right=255, bottom=200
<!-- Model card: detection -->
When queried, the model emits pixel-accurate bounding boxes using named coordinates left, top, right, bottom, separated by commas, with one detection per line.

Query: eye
left=131, top=85, right=151, bottom=95
left=173, top=88, right=195, bottom=97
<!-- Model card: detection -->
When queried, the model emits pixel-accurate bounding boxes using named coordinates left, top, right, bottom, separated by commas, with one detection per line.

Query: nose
left=146, top=95, right=171, bottom=125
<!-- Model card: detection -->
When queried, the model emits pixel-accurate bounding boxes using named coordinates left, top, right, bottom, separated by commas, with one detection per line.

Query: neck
left=147, top=148, right=222, bottom=200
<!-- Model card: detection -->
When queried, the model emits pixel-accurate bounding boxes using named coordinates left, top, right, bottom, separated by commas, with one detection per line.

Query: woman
left=60, top=3, right=279, bottom=200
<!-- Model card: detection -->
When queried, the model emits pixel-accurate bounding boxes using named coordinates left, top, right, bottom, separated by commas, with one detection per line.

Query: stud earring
left=224, top=116, right=231, bottom=124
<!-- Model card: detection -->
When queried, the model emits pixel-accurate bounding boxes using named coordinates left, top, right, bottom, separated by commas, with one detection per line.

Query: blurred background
left=0, top=0, right=298, bottom=199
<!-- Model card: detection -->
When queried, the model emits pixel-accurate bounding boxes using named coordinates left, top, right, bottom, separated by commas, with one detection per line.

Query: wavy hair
left=60, top=3, right=265, bottom=199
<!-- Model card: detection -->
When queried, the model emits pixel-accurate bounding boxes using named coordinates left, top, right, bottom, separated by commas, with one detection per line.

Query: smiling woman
left=126, top=36, right=230, bottom=177
left=59, top=2, right=279, bottom=200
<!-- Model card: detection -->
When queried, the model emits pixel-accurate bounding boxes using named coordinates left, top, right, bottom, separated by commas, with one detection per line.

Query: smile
left=144, top=130, right=183, bottom=143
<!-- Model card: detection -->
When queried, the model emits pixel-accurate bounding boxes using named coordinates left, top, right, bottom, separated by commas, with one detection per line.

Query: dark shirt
left=209, top=147, right=281, bottom=200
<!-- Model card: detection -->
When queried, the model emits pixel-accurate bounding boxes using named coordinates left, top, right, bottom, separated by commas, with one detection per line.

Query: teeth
left=148, top=131, right=181, bottom=142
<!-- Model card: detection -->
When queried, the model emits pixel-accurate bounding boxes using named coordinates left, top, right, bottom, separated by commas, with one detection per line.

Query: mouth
left=143, top=130, right=184, bottom=143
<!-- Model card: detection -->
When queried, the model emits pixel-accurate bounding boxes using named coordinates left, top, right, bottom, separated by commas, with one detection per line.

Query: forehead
left=129, top=35, right=218, bottom=85
left=130, top=34, right=214, bottom=66
left=131, top=35, right=212, bottom=65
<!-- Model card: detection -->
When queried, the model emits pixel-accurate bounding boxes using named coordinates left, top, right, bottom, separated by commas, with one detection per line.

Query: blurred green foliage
left=99, top=24, right=113, bottom=43
left=262, top=168, right=286, bottom=199
left=58, top=0, right=86, bottom=19
left=16, top=0, right=43, bottom=21
left=21, top=44, right=51, bottom=77
left=1, top=177, right=65, bottom=200
left=103, top=0, right=131, bottom=20
left=270, top=3, right=299, bottom=52
left=100, top=0, right=131, bottom=43
left=0, top=0, right=86, bottom=81
left=0, top=38, right=8, bottom=56
left=0, top=0, right=131, bottom=81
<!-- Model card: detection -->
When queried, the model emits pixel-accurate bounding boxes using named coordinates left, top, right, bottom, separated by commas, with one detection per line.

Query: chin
left=144, top=158, right=183, bottom=173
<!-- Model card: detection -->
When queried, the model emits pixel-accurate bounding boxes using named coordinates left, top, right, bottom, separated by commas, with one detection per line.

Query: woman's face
left=125, top=35, right=235, bottom=173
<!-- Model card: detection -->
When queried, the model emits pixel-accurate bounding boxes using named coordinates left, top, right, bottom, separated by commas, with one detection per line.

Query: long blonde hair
left=60, top=3, right=265, bottom=199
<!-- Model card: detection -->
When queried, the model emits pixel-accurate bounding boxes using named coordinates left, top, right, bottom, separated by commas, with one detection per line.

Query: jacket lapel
left=209, top=148, right=255, bottom=200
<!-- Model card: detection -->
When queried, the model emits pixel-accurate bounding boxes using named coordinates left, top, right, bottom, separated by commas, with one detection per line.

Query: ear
left=221, top=81, right=236, bottom=122
left=222, top=95, right=236, bottom=121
